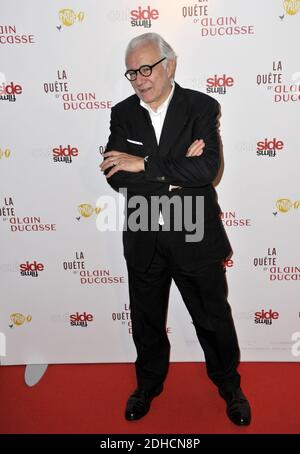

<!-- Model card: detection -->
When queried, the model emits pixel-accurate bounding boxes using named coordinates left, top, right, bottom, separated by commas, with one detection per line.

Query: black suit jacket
left=105, top=83, right=231, bottom=271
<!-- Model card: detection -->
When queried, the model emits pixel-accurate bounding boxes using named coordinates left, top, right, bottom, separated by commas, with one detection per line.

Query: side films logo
left=206, top=74, right=234, bottom=95
left=182, top=0, right=254, bottom=37
left=256, top=137, right=284, bottom=158
left=62, top=251, right=126, bottom=285
left=20, top=260, right=44, bottom=277
left=280, top=0, right=300, bottom=19
left=69, top=311, right=93, bottom=327
left=43, top=70, right=112, bottom=111
left=256, top=60, right=300, bottom=103
left=254, top=309, right=279, bottom=326
left=253, top=247, right=300, bottom=281
left=274, top=198, right=300, bottom=215
left=0, top=196, right=57, bottom=233
left=130, top=5, right=159, bottom=28
left=53, top=145, right=79, bottom=164
left=0, top=80, right=23, bottom=103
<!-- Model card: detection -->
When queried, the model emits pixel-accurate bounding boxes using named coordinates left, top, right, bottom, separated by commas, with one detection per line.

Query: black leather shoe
left=219, top=387, right=251, bottom=426
left=125, top=384, right=163, bottom=421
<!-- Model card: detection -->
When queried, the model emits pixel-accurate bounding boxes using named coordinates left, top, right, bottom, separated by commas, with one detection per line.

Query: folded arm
left=100, top=107, right=205, bottom=194
left=144, top=100, right=221, bottom=187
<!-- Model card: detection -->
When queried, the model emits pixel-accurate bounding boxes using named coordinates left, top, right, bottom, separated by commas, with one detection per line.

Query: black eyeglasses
left=124, top=57, right=166, bottom=81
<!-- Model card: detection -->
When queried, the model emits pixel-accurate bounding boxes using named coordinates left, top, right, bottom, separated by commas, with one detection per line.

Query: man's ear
left=167, top=58, right=177, bottom=79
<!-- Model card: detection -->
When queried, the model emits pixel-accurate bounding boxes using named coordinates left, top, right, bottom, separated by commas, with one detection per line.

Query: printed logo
left=181, top=0, right=254, bottom=37
left=257, top=60, right=300, bottom=103
left=76, top=204, right=101, bottom=221
left=63, top=251, right=85, bottom=272
left=112, top=303, right=132, bottom=333
left=20, top=261, right=44, bottom=277
left=0, top=25, right=35, bottom=45
left=206, top=74, right=234, bottom=95
left=221, top=211, right=251, bottom=227
left=224, top=258, right=234, bottom=268
left=0, top=81, right=23, bottom=102
left=280, top=0, right=300, bottom=19
left=254, top=309, right=279, bottom=326
left=9, top=313, right=32, bottom=327
left=274, top=198, right=300, bottom=214
left=112, top=303, right=171, bottom=335
left=62, top=251, right=126, bottom=285
left=53, top=145, right=79, bottom=163
left=130, top=6, right=159, bottom=28
left=43, top=69, right=112, bottom=111
left=69, top=312, right=93, bottom=327
left=43, top=69, right=69, bottom=95
left=0, top=148, right=11, bottom=159
left=0, top=196, right=57, bottom=233
left=256, top=138, right=284, bottom=157
left=253, top=247, right=300, bottom=281
left=57, top=9, right=84, bottom=31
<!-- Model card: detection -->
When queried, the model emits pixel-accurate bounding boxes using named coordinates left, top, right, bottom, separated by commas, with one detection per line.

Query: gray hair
left=125, top=33, right=177, bottom=63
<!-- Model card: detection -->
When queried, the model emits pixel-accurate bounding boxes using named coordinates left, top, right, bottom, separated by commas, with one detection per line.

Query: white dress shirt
left=140, top=83, right=178, bottom=225
left=140, top=83, right=175, bottom=144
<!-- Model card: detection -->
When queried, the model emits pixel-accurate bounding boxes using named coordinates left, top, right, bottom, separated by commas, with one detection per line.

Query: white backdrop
left=1, top=0, right=300, bottom=365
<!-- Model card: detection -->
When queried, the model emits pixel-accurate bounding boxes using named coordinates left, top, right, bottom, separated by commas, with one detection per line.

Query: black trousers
left=127, top=230, right=241, bottom=393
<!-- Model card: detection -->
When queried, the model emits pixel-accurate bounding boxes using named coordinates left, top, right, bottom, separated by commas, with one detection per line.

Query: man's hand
left=100, top=151, right=144, bottom=178
left=186, top=139, right=205, bottom=157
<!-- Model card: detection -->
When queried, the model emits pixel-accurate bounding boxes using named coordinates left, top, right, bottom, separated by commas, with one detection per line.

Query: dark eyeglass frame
left=124, top=57, right=166, bottom=81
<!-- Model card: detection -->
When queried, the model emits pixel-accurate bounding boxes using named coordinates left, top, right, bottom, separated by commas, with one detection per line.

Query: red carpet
left=0, top=362, right=299, bottom=434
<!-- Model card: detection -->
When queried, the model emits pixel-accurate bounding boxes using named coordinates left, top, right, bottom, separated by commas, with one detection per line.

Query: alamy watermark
left=96, top=188, right=204, bottom=243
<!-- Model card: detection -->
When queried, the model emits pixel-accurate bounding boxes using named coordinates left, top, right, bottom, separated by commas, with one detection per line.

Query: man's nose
left=135, top=72, right=147, bottom=86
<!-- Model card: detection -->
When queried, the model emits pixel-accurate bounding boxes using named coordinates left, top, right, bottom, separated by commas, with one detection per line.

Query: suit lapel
left=158, top=83, right=189, bottom=157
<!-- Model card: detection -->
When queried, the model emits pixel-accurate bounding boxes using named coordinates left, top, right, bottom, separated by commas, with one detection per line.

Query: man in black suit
left=100, top=33, right=251, bottom=426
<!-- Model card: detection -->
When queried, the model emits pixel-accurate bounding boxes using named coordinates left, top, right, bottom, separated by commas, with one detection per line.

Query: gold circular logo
left=276, top=198, right=292, bottom=213
left=78, top=204, right=94, bottom=218
left=59, top=9, right=77, bottom=26
left=11, top=313, right=25, bottom=326
left=283, top=0, right=300, bottom=15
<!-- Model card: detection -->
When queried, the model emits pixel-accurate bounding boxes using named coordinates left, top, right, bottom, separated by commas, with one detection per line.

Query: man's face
left=125, top=42, right=174, bottom=111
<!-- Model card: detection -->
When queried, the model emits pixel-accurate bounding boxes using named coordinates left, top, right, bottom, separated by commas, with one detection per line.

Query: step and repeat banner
left=1, top=0, right=300, bottom=365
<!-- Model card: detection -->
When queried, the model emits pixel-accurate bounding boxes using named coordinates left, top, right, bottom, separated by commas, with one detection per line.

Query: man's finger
left=105, top=165, right=120, bottom=178
left=188, top=139, right=204, bottom=152
left=186, top=140, right=205, bottom=157
left=103, top=151, right=122, bottom=158
left=100, top=157, right=117, bottom=171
